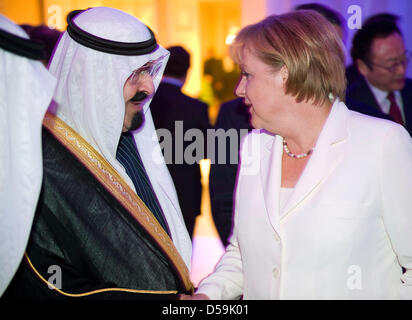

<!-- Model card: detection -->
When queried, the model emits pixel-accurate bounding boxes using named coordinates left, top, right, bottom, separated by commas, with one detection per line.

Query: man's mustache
left=130, top=91, right=148, bottom=103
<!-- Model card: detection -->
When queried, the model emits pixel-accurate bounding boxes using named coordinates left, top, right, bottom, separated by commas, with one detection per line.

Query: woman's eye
left=241, top=71, right=250, bottom=78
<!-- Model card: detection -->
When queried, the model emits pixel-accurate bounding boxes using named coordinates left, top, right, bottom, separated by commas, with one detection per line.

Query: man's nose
left=395, top=62, right=407, bottom=76
left=392, top=56, right=408, bottom=76
left=139, top=74, right=155, bottom=96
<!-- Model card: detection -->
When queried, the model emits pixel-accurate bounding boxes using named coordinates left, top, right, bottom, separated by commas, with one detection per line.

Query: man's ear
left=356, top=59, right=370, bottom=78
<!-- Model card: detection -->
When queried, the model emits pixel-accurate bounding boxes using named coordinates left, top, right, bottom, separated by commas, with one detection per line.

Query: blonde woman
left=183, top=11, right=412, bottom=300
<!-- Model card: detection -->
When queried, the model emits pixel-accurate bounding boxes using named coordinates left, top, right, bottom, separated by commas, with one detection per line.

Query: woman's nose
left=235, top=76, right=246, bottom=97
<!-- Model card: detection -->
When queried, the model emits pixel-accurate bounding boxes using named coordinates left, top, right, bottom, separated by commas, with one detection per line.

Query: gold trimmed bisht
left=25, top=112, right=194, bottom=297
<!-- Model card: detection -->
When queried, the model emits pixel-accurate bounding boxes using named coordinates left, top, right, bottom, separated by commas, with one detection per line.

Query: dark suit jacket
left=209, top=98, right=252, bottom=246
left=345, top=64, right=362, bottom=88
left=346, top=77, right=412, bottom=136
left=150, top=82, right=210, bottom=238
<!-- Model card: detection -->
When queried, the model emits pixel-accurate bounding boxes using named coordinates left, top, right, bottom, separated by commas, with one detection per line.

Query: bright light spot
left=225, top=34, right=236, bottom=45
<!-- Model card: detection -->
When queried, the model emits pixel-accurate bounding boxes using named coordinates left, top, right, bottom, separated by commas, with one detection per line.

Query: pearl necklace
left=283, top=139, right=314, bottom=159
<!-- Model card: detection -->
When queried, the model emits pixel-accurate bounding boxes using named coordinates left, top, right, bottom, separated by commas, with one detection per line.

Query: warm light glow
left=225, top=26, right=239, bottom=45
left=225, top=34, right=236, bottom=45
left=199, top=159, right=211, bottom=183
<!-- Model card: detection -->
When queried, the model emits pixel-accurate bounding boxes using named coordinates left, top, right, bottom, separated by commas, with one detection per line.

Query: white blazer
left=197, top=100, right=412, bottom=299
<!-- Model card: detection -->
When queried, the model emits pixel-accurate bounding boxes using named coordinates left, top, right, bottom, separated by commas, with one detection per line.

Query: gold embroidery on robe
left=41, top=112, right=193, bottom=294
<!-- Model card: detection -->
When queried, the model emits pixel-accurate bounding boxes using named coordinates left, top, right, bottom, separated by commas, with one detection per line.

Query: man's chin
left=392, top=78, right=406, bottom=91
left=126, top=111, right=144, bottom=132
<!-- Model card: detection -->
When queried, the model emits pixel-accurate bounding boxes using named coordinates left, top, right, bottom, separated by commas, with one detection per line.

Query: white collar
left=366, top=79, right=391, bottom=105
left=365, top=79, right=403, bottom=115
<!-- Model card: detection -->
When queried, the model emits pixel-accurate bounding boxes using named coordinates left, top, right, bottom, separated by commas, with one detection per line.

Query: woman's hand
left=178, top=293, right=210, bottom=300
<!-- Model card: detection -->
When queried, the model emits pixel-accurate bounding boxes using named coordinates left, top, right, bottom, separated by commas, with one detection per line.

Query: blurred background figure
left=202, top=48, right=224, bottom=107
left=151, top=46, right=211, bottom=238
left=345, top=14, right=399, bottom=88
left=0, top=14, right=56, bottom=297
left=208, top=97, right=251, bottom=246
left=295, top=3, right=345, bottom=41
left=20, top=24, right=61, bottom=67
left=346, top=14, right=412, bottom=136
left=201, top=47, right=240, bottom=123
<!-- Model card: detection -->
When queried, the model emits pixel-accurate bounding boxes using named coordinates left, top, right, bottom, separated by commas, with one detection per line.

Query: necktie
left=387, top=92, right=404, bottom=125
left=116, top=132, right=170, bottom=235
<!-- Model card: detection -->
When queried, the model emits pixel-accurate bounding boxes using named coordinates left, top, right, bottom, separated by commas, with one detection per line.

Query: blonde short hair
left=231, top=10, right=346, bottom=105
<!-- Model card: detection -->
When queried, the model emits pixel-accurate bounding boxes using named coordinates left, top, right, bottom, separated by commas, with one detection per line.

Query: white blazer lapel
left=260, top=133, right=283, bottom=230
left=281, top=100, right=349, bottom=219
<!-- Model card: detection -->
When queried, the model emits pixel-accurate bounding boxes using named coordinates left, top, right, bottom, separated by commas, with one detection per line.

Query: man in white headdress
left=0, top=15, right=56, bottom=297
left=4, top=7, right=193, bottom=299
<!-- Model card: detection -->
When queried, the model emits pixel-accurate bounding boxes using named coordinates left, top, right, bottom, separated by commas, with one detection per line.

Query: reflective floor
left=190, top=159, right=225, bottom=287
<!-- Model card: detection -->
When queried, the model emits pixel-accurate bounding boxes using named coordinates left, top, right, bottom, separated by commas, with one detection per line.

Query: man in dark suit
left=150, top=46, right=210, bottom=238
left=346, top=15, right=412, bottom=136
left=345, top=14, right=398, bottom=87
left=209, top=98, right=252, bottom=246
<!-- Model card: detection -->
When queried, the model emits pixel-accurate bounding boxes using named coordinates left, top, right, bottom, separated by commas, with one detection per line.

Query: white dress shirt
left=366, top=80, right=405, bottom=122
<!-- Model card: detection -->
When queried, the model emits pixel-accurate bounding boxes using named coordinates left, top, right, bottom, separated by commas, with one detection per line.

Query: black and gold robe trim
left=41, top=112, right=193, bottom=294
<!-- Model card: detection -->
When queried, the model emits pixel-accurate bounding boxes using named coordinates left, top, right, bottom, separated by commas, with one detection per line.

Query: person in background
left=346, top=14, right=412, bottom=136
left=209, top=97, right=251, bottom=246
left=345, top=13, right=399, bottom=87
left=183, top=10, right=412, bottom=300
left=20, top=24, right=62, bottom=66
left=295, top=2, right=345, bottom=41
left=3, top=7, right=193, bottom=299
left=0, top=14, right=56, bottom=297
left=150, top=46, right=210, bottom=238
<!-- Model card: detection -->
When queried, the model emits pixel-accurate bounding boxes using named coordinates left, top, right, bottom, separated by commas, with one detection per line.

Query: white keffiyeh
left=0, top=14, right=56, bottom=296
left=48, top=7, right=192, bottom=269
